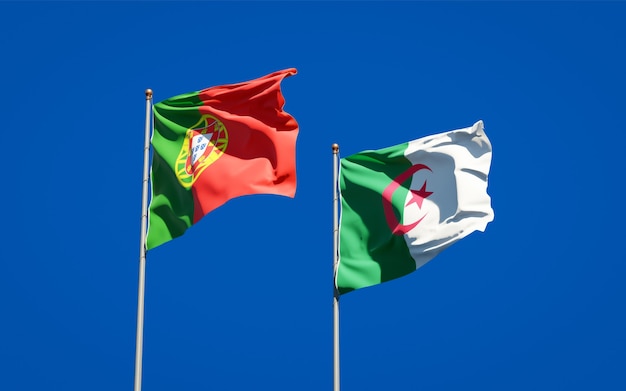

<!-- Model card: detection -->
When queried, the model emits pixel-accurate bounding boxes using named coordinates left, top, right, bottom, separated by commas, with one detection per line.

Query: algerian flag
left=336, top=120, right=494, bottom=295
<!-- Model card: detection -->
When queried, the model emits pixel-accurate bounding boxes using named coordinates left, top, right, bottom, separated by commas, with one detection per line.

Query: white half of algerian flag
left=336, top=120, right=494, bottom=295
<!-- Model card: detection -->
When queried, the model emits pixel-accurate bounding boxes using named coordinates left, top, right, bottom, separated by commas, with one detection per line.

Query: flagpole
left=332, top=143, right=340, bottom=391
left=134, top=88, right=153, bottom=391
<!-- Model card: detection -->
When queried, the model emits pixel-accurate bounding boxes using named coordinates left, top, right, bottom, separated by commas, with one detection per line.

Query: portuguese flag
left=336, top=121, right=494, bottom=294
left=146, top=69, right=299, bottom=250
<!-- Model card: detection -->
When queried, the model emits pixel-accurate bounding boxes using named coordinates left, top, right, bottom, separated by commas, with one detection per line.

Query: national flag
left=336, top=120, right=494, bottom=294
left=146, top=69, right=299, bottom=250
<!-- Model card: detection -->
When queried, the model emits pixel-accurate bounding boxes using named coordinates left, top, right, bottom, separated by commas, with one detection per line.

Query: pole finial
left=332, top=143, right=339, bottom=154
left=145, top=89, right=153, bottom=99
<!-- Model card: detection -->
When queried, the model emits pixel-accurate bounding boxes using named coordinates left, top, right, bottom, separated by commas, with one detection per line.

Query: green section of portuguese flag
left=146, top=91, right=204, bottom=250
left=337, top=142, right=417, bottom=294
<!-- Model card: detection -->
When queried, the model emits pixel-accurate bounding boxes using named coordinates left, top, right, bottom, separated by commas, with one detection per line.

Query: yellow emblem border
left=175, top=114, right=229, bottom=188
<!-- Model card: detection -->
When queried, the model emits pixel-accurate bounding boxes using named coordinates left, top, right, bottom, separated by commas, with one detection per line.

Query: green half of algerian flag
left=336, top=120, right=494, bottom=295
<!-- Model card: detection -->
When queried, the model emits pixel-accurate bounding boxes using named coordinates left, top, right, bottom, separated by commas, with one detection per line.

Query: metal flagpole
left=134, top=88, right=153, bottom=391
left=332, top=143, right=340, bottom=391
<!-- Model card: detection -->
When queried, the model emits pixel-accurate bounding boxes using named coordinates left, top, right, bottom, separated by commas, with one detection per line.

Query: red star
left=405, top=181, right=433, bottom=209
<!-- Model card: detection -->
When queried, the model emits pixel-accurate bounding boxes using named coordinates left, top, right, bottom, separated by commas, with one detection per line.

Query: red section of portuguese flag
left=147, top=69, right=298, bottom=250
left=191, top=69, right=299, bottom=223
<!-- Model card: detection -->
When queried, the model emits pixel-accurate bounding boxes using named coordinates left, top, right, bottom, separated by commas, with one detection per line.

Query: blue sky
left=1, top=2, right=625, bottom=390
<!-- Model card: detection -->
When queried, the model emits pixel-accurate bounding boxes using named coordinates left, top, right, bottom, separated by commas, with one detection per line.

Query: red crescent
left=382, top=164, right=431, bottom=236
